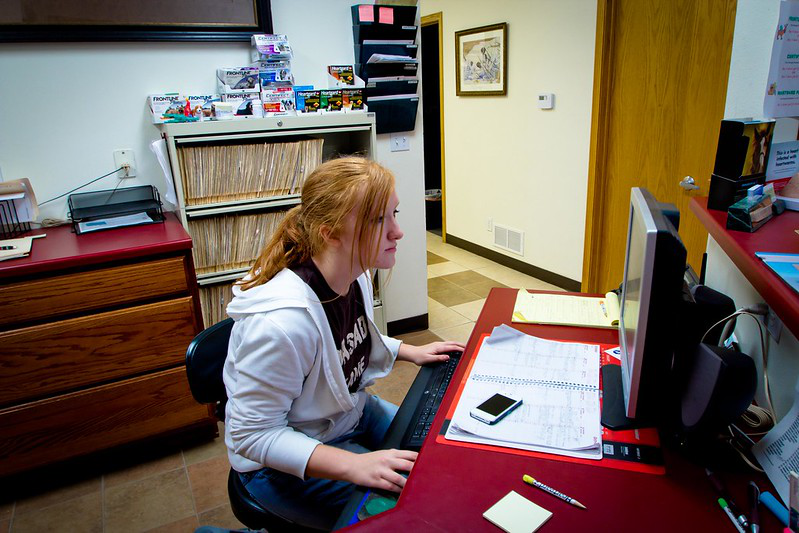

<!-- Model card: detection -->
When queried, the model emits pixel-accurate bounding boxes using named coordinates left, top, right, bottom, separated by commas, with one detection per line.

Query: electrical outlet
left=487, top=217, right=493, bottom=232
left=113, top=149, right=137, bottom=178
left=390, top=134, right=410, bottom=152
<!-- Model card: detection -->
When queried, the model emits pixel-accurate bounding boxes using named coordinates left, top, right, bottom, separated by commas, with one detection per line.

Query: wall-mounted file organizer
left=351, top=4, right=419, bottom=134
left=366, top=96, right=419, bottom=134
left=355, top=43, right=418, bottom=64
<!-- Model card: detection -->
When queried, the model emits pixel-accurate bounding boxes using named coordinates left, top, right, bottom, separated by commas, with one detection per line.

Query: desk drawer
left=0, top=256, right=189, bottom=327
left=0, top=297, right=198, bottom=406
left=0, top=367, right=212, bottom=477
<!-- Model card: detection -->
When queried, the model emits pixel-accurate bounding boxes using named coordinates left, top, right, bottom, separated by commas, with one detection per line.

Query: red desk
left=690, top=197, right=799, bottom=338
left=347, top=288, right=780, bottom=532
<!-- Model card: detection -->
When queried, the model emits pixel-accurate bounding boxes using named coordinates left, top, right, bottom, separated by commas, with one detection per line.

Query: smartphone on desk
left=470, top=392, right=522, bottom=425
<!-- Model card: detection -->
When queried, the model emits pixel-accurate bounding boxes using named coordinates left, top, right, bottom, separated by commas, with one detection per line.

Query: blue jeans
left=240, top=395, right=398, bottom=530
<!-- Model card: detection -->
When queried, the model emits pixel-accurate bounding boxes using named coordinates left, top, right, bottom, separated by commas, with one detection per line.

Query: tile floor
left=0, top=232, right=561, bottom=533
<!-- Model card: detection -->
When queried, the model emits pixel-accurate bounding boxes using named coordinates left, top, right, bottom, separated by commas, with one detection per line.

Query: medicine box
left=262, top=87, right=296, bottom=115
left=148, top=93, right=185, bottom=124
left=296, top=90, right=321, bottom=113
left=222, top=92, right=261, bottom=116
left=251, top=34, right=292, bottom=61
left=258, top=61, right=293, bottom=87
left=217, top=68, right=261, bottom=94
left=187, top=94, right=221, bottom=120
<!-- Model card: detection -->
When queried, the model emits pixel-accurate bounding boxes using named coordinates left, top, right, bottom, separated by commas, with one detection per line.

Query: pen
left=522, top=474, right=586, bottom=509
left=748, top=482, right=759, bottom=533
left=599, top=301, right=607, bottom=317
left=0, top=245, right=16, bottom=250
left=719, top=498, right=746, bottom=533
left=707, top=469, right=750, bottom=529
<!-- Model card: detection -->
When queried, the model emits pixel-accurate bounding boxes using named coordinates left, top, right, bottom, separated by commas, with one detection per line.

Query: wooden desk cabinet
left=0, top=214, right=215, bottom=477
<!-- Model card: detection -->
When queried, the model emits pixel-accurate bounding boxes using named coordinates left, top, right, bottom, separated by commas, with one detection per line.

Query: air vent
left=493, top=224, right=524, bottom=256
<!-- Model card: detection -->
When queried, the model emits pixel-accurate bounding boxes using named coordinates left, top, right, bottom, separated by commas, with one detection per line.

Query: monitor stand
left=601, top=365, right=641, bottom=430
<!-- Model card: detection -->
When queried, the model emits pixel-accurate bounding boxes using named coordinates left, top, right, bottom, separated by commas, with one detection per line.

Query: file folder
left=353, top=24, right=417, bottom=44
left=356, top=62, right=418, bottom=79
left=367, top=96, right=419, bottom=134
left=351, top=4, right=418, bottom=26
left=365, top=78, right=418, bottom=97
left=355, top=43, right=418, bottom=63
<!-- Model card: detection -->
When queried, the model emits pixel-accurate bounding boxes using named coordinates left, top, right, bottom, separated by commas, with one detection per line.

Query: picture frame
left=455, top=22, right=507, bottom=96
left=0, top=0, right=272, bottom=42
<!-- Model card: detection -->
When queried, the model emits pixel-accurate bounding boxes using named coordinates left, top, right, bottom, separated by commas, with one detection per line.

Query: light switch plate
left=390, top=134, right=410, bottom=152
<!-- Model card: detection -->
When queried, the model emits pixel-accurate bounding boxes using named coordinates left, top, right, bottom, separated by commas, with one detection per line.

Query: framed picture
left=0, top=0, right=272, bottom=42
left=455, top=22, right=507, bottom=96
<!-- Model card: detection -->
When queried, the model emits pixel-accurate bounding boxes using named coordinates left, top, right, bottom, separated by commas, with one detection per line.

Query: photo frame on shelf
left=455, top=22, right=507, bottom=96
left=0, top=0, right=272, bottom=42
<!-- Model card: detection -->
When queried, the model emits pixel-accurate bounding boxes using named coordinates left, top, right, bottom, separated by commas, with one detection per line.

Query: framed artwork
left=0, top=0, right=272, bottom=42
left=455, top=22, right=507, bottom=96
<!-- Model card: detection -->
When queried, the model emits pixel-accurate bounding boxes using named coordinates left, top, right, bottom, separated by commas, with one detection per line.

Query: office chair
left=185, top=318, right=323, bottom=532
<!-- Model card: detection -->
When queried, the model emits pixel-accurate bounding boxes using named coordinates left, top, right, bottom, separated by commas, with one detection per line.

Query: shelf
left=161, top=113, right=376, bottom=140
left=185, top=195, right=300, bottom=218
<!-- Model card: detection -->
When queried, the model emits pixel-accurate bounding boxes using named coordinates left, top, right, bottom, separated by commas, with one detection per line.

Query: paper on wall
left=149, top=139, right=177, bottom=206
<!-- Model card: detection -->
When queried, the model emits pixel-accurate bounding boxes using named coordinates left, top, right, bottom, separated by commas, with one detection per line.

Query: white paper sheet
left=149, top=138, right=177, bottom=205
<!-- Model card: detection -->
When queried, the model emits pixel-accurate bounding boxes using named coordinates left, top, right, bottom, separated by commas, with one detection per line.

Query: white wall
left=421, top=0, right=597, bottom=283
left=0, top=0, right=428, bottom=325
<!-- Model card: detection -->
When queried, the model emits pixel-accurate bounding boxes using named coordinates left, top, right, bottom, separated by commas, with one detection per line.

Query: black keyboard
left=381, top=351, right=462, bottom=451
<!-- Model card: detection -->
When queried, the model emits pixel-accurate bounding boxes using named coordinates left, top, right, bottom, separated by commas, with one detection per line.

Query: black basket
left=68, top=185, right=164, bottom=234
left=0, top=199, right=31, bottom=240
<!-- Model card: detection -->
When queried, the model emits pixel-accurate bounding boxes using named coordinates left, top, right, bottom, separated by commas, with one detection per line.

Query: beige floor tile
left=12, top=491, right=101, bottom=533
left=427, top=276, right=457, bottom=292
left=104, top=452, right=184, bottom=489
left=15, top=477, right=100, bottom=515
left=524, top=277, right=567, bottom=292
left=104, top=469, right=195, bottom=533
left=394, top=329, right=443, bottom=346
left=427, top=261, right=468, bottom=278
left=428, top=285, right=482, bottom=307
left=439, top=270, right=495, bottom=287
left=434, top=247, right=498, bottom=270
left=369, top=361, right=420, bottom=406
left=450, top=299, right=487, bottom=322
left=197, top=503, right=245, bottom=531
left=187, top=455, right=231, bottom=514
left=427, top=251, right=447, bottom=265
left=428, top=306, right=472, bottom=330
left=183, top=422, right=228, bottom=466
left=427, top=297, right=445, bottom=311
left=430, top=322, right=476, bottom=345
left=144, top=515, right=200, bottom=533
left=461, top=279, right=507, bottom=299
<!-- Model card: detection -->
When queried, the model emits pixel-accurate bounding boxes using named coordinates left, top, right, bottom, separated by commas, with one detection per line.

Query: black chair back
left=185, top=317, right=234, bottom=420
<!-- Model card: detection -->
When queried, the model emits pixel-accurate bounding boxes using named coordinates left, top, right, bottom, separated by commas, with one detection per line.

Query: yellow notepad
left=512, top=289, right=620, bottom=329
left=483, top=490, right=552, bottom=533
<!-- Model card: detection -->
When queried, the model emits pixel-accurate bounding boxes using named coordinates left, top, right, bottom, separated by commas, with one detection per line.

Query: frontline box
left=148, top=93, right=185, bottom=123
left=187, top=94, right=221, bottom=120
left=222, top=92, right=261, bottom=116
left=217, top=68, right=261, bottom=94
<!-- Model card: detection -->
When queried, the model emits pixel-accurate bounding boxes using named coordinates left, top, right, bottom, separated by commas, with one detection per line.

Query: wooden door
left=582, top=0, right=737, bottom=293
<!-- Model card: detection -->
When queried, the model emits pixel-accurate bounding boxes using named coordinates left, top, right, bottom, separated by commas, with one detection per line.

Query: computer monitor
left=601, top=187, right=687, bottom=430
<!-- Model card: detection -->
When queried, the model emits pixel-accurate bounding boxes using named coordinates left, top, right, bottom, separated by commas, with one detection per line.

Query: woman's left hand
left=399, top=341, right=466, bottom=366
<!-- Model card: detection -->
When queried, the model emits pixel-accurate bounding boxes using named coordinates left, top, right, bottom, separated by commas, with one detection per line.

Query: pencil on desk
left=523, top=474, right=586, bottom=509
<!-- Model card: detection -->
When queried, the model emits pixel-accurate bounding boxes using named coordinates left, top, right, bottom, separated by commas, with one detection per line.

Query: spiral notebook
left=512, top=289, right=620, bottom=329
left=445, top=325, right=602, bottom=460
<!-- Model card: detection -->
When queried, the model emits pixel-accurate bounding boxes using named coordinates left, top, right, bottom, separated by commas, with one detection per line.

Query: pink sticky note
left=358, top=5, right=374, bottom=23
left=378, top=6, right=394, bottom=24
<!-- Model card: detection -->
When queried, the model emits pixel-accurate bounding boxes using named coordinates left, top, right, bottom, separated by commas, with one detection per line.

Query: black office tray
left=68, top=185, right=164, bottom=234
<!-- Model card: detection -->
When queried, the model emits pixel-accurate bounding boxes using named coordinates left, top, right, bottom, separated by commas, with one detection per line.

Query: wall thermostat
left=537, top=93, right=554, bottom=110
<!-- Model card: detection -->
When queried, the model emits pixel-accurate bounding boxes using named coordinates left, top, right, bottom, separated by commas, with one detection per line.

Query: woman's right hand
left=344, top=449, right=418, bottom=492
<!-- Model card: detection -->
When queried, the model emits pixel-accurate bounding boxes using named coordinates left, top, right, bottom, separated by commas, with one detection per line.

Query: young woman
left=223, top=156, right=465, bottom=529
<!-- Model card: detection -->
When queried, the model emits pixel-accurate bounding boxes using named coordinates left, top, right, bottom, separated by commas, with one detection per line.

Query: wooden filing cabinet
left=0, top=213, right=215, bottom=477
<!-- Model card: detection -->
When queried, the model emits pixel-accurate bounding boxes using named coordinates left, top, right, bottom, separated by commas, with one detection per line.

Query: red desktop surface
left=690, top=197, right=799, bottom=339
left=345, top=288, right=779, bottom=532
left=0, top=212, right=192, bottom=280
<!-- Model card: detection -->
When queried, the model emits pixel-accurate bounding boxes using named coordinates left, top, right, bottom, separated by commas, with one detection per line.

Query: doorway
left=421, top=13, right=445, bottom=238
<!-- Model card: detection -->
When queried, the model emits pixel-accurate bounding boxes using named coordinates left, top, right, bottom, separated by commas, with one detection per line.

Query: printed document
left=446, top=325, right=602, bottom=459
left=754, top=378, right=799, bottom=505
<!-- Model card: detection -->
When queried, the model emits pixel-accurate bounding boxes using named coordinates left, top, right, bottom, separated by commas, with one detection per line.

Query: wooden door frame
left=421, top=12, right=448, bottom=242
left=582, top=0, right=615, bottom=294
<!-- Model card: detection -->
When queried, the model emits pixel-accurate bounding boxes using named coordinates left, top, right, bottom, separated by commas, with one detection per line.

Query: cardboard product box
left=328, top=65, right=356, bottom=86
left=222, top=92, right=261, bottom=116
left=296, top=90, right=321, bottom=113
left=713, top=119, right=776, bottom=180
left=261, top=87, right=296, bottom=115
left=251, top=34, right=292, bottom=61
left=726, top=194, right=773, bottom=232
left=217, top=67, right=261, bottom=93
left=186, top=94, right=221, bottom=120
left=342, top=89, right=364, bottom=111
left=258, top=61, right=293, bottom=86
left=320, top=89, right=343, bottom=112
left=148, top=93, right=184, bottom=123
left=708, top=173, right=766, bottom=211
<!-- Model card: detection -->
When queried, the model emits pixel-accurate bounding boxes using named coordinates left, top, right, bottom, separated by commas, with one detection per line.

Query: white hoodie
left=223, top=268, right=402, bottom=479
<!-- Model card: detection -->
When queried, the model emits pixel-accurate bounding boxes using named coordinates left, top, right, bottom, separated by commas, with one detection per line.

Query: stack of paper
left=0, top=236, right=34, bottom=262
left=446, top=325, right=603, bottom=460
